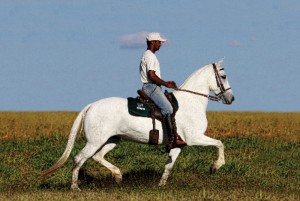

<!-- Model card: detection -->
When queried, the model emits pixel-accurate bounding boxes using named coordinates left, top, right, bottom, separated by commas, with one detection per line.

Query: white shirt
left=140, top=50, right=161, bottom=83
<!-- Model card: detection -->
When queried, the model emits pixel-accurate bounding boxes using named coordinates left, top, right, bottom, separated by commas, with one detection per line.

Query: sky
left=0, top=0, right=299, bottom=112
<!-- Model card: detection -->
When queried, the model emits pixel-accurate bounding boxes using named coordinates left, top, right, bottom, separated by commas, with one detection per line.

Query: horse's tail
left=41, top=104, right=92, bottom=178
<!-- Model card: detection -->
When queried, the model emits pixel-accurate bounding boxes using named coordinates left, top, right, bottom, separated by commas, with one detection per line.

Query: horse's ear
left=217, top=58, right=225, bottom=67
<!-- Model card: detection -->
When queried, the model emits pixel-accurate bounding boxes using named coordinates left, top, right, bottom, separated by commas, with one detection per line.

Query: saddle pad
left=127, top=93, right=179, bottom=118
left=127, top=98, right=152, bottom=118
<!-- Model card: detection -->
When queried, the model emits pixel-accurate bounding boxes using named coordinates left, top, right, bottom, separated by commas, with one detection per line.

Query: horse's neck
left=179, top=65, right=211, bottom=95
left=175, top=91, right=208, bottom=114
left=174, top=65, right=211, bottom=114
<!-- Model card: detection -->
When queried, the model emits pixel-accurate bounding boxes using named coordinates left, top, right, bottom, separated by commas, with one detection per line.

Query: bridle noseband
left=175, top=63, right=231, bottom=102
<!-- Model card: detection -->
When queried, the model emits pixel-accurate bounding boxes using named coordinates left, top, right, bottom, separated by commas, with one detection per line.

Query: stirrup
left=174, top=135, right=186, bottom=147
left=166, top=135, right=186, bottom=152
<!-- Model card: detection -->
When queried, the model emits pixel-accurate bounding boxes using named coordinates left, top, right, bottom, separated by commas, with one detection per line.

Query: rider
left=139, top=32, right=186, bottom=151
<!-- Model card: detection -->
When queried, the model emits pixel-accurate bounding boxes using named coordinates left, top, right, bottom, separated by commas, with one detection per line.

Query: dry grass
left=1, top=111, right=299, bottom=142
left=207, top=111, right=300, bottom=142
left=0, top=112, right=77, bottom=140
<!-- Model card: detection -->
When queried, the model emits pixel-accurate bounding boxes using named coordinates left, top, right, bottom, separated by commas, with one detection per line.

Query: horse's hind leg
left=92, top=137, right=122, bottom=185
left=71, top=142, right=100, bottom=190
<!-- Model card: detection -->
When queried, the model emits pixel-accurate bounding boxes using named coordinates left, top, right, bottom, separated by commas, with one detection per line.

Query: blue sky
left=0, top=0, right=299, bottom=111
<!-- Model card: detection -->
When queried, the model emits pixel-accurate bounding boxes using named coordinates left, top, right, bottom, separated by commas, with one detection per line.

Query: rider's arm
left=148, top=70, right=177, bottom=89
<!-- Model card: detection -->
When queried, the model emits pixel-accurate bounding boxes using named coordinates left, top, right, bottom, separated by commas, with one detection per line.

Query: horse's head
left=209, top=59, right=235, bottom=104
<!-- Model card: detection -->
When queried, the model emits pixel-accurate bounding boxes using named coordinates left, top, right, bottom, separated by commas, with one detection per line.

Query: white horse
left=42, top=59, right=234, bottom=190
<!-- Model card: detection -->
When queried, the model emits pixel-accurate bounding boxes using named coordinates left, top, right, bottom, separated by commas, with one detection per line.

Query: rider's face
left=153, top=40, right=162, bottom=51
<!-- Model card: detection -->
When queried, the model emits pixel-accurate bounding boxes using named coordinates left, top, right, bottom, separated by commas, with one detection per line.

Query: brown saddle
left=136, top=89, right=178, bottom=145
left=136, top=89, right=177, bottom=121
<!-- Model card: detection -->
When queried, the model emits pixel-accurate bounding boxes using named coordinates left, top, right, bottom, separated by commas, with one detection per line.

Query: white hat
left=146, top=32, right=167, bottom=42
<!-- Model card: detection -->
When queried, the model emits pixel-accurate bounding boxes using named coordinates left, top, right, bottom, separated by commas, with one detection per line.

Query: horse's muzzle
left=221, top=93, right=235, bottom=105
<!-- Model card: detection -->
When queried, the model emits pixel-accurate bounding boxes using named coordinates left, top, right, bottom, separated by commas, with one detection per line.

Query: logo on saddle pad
left=136, top=103, right=146, bottom=111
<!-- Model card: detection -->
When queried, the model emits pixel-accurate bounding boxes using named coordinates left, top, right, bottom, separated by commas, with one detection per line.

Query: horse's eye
left=221, top=75, right=227, bottom=79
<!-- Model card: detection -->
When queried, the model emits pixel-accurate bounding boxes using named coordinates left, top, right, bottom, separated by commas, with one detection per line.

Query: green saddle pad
left=127, top=93, right=179, bottom=118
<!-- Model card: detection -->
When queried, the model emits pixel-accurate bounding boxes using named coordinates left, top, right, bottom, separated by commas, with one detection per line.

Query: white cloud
left=228, top=39, right=243, bottom=48
left=119, top=32, right=148, bottom=49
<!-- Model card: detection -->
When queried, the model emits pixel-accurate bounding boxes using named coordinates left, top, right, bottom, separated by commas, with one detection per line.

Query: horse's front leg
left=159, top=148, right=182, bottom=186
left=210, top=138, right=225, bottom=174
left=192, top=135, right=225, bottom=173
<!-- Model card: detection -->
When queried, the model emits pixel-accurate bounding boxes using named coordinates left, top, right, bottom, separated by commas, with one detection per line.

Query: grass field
left=0, top=111, right=299, bottom=200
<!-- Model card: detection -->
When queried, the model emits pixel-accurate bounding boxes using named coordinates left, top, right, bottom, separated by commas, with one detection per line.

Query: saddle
left=127, top=90, right=179, bottom=145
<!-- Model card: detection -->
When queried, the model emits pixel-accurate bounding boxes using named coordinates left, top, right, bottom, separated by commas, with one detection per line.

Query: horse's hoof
left=210, top=165, right=217, bottom=174
left=71, top=184, right=81, bottom=191
left=113, top=174, right=122, bottom=186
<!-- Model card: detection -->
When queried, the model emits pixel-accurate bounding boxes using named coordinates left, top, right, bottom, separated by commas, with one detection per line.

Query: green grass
left=0, top=135, right=299, bottom=200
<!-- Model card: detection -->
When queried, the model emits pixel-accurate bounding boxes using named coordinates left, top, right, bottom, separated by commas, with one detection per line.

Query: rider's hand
left=166, top=81, right=177, bottom=89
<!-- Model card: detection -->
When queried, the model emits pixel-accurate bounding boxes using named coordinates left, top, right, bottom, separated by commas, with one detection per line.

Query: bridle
left=175, top=63, right=231, bottom=102
left=212, top=63, right=231, bottom=96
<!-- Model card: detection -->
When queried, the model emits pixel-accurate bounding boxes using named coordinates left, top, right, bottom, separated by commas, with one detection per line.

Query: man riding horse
left=139, top=32, right=186, bottom=150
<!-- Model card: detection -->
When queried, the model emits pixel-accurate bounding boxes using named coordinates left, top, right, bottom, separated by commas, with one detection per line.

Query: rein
left=174, top=88, right=220, bottom=102
left=173, top=63, right=229, bottom=102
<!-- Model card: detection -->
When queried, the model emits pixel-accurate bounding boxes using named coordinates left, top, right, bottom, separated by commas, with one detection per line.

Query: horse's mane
left=178, top=59, right=224, bottom=89
left=178, top=64, right=211, bottom=89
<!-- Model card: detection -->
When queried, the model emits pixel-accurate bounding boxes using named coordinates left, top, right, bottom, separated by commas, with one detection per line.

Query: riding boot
left=171, top=116, right=186, bottom=147
left=163, top=114, right=186, bottom=152
left=163, top=114, right=174, bottom=151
